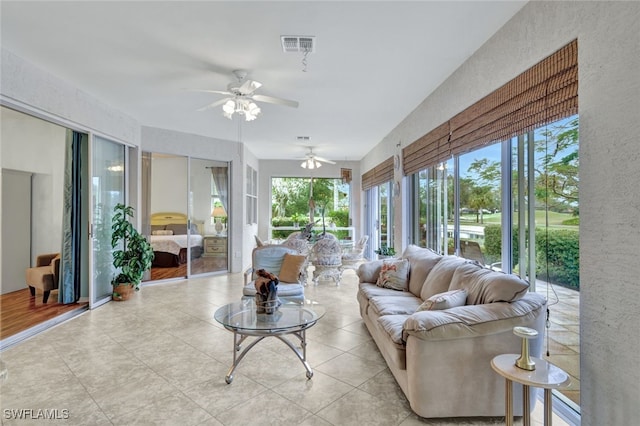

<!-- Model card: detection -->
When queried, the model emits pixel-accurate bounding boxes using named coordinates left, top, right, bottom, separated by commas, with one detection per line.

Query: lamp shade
left=211, top=205, right=226, bottom=217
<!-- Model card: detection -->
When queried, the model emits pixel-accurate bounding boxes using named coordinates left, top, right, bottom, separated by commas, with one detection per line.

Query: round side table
left=491, top=354, right=571, bottom=426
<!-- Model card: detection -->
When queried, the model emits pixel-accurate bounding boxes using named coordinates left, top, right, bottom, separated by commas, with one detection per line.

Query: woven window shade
left=362, top=157, right=394, bottom=191
left=402, top=40, right=577, bottom=174
left=402, top=121, right=451, bottom=177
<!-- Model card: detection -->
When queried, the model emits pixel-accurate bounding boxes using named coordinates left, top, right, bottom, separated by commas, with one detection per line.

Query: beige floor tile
left=316, top=388, right=412, bottom=425
left=214, top=390, right=313, bottom=425
left=182, top=375, right=268, bottom=416
left=315, top=351, right=386, bottom=387
left=111, top=392, right=213, bottom=426
left=274, top=370, right=354, bottom=413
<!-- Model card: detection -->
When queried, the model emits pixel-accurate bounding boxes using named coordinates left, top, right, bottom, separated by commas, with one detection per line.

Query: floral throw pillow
left=376, top=259, right=410, bottom=291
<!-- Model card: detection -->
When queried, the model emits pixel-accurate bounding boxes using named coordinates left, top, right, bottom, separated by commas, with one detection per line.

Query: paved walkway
left=533, top=281, right=580, bottom=407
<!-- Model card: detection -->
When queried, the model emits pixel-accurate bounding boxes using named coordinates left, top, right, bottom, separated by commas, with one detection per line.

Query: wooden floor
left=0, top=288, right=88, bottom=340
left=148, top=255, right=228, bottom=281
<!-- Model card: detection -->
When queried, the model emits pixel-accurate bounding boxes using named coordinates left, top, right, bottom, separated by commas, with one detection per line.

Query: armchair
left=243, top=245, right=305, bottom=302
left=311, top=236, right=343, bottom=286
left=25, top=253, right=60, bottom=303
left=341, top=235, right=369, bottom=272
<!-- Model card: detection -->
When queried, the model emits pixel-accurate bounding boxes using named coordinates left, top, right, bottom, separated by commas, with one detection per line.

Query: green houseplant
left=374, top=245, right=396, bottom=259
left=111, top=203, right=154, bottom=301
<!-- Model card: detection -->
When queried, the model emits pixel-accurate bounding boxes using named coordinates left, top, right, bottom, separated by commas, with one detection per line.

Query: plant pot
left=112, top=284, right=133, bottom=301
left=377, top=255, right=392, bottom=260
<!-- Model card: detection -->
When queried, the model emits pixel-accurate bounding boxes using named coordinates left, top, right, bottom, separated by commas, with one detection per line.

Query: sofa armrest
left=403, top=293, right=546, bottom=342
left=356, top=259, right=384, bottom=283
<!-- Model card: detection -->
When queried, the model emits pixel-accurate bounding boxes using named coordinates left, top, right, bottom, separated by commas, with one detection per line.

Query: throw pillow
left=417, top=289, right=468, bottom=311
left=152, top=229, right=174, bottom=236
left=376, top=259, right=410, bottom=291
left=278, top=253, right=306, bottom=283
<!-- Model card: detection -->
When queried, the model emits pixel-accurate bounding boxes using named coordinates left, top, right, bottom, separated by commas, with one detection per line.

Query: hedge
left=483, top=224, right=579, bottom=290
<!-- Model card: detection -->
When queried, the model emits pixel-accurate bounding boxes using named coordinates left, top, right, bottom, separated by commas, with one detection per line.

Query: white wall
left=1, top=107, right=66, bottom=269
left=150, top=156, right=188, bottom=214
left=361, top=2, right=640, bottom=423
left=141, top=126, right=245, bottom=273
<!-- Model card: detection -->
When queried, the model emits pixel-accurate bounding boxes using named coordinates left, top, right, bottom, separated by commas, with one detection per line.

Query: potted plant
left=375, top=245, right=396, bottom=259
left=111, top=203, right=155, bottom=301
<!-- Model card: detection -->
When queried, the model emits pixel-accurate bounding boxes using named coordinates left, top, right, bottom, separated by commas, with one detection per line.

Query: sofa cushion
left=369, top=295, right=422, bottom=316
left=376, top=259, right=410, bottom=291
left=377, top=314, right=408, bottom=346
left=358, top=283, right=418, bottom=300
left=357, top=259, right=384, bottom=283
left=417, top=289, right=468, bottom=311
left=278, top=253, right=306, bottom=283
left=402, top=245, right=443, bottom=297
left=449, top=266, right=529, bottom=304
left=420, top=256, right=468, bottom=301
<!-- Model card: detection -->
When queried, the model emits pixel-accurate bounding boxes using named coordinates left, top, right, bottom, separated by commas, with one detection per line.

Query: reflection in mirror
left=143, top=153, right=228, bottom=281
left=1, top=106, right=89, bottom=341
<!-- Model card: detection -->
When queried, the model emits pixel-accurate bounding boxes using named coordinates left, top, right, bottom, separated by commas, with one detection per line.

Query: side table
left=491, top=354, right=570, bottom=426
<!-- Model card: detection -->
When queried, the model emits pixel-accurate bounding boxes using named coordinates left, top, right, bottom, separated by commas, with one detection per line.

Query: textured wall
left=362, top=1, right=640, bottom=423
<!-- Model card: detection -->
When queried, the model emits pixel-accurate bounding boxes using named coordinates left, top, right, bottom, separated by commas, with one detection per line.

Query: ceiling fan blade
left=197, top=98, right=230, bottom=111
left=314, top=156, right=336, bottom=165
left=238, top=79, right=262, bottom=95
left=252, top=94, right=299, bottom=108
left=188, top=89, right=233, bottom=96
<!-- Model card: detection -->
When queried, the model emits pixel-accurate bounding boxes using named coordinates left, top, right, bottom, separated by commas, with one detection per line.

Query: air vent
left=296, top=136, right=311, bottom=142
left=281, top=36, right=316, bottom=53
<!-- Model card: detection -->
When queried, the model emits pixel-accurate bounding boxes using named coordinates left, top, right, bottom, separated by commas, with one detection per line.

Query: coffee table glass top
left=214, top=298, right=325, bottom=332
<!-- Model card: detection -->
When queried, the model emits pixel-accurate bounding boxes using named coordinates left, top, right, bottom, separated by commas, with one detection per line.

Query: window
left=408, top=115, right=580, bottom=407
left=246, top=166, right=257, bottom=225
left=270, top=177, right=351, bottom=241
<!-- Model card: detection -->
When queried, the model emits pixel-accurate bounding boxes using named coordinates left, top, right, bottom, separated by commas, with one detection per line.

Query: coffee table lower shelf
left=224, top=326, right=313, bottom=384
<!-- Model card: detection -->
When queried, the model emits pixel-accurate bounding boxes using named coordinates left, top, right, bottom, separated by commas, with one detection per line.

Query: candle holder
left=513, top=326, right=538, bottom=371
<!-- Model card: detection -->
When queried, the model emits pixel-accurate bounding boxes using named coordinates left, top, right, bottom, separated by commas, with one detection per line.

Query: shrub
left=482, top=224, right=579, bottom=289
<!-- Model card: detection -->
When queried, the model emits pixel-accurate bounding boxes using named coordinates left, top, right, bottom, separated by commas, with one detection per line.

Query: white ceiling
left=1, top=1, right=526, bottom=162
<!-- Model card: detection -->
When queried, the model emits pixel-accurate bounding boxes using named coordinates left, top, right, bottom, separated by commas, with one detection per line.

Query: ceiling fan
left=298, top=147, right=335, bottom=169
left=195, top=70, right=299, bottom=121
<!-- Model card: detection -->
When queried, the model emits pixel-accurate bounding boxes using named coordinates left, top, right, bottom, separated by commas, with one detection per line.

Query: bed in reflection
left=149, top=212, right=204, bottom=267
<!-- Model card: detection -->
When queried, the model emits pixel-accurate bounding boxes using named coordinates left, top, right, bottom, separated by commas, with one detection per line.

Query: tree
left=465, top=158, right=501, bottom=223
left=534, top=117, right=579, bottom=213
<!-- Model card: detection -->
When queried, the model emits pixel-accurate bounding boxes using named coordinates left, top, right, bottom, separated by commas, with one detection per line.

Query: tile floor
left=534, top=282, right=580, bottom=407
left=0, top=271, right=570, bottom=425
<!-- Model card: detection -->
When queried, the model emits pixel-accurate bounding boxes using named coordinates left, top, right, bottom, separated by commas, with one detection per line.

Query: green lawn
left=458, top=211, right=578, bottom=228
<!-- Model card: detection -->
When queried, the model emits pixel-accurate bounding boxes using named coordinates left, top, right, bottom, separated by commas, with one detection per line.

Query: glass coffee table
left=214, top=298, right=325, bottom=384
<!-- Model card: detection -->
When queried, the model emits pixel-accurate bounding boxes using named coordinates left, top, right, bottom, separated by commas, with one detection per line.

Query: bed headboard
left=150, top=212, right=204, bottom=235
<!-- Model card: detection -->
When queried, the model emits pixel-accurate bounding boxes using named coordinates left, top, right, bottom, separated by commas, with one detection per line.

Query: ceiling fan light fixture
left=301, top=158, right=322, bottom=169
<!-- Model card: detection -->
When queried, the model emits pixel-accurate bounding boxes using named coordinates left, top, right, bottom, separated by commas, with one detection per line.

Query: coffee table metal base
left=225, top=328, right=312, bottom=384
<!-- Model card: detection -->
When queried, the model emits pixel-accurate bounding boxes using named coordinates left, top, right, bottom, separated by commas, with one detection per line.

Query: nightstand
left=203, top=235, right=227, bottom=257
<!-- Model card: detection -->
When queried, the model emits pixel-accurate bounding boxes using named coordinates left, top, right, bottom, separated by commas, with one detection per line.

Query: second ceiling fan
left=196, top=70, right=299, bottom=121
left=299, top=147, right=335, bottom=169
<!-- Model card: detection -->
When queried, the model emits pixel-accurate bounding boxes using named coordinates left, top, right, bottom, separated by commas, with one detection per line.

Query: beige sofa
left=356, top=245, right=546, bottom=418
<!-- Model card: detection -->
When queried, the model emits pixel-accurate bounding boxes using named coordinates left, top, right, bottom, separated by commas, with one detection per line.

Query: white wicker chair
left=341, top=235, right=369, bottom=272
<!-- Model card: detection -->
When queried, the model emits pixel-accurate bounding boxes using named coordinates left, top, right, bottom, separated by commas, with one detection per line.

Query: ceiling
left=1, top=1, right=526, bottom=162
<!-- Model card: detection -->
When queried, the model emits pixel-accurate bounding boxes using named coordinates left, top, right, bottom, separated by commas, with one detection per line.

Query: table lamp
left=212, top=206, right=226, bottom=235
left=513, top=326, right=538, bottom=371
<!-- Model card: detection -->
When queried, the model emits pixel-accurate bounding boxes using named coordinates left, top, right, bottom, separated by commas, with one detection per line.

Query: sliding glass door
left=90, top=136, right=125, bottom=307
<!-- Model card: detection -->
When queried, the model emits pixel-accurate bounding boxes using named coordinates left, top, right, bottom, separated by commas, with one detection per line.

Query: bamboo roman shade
left=403, top=39, right=577, bottom=176
left=362, top=156, right=394, bottom=191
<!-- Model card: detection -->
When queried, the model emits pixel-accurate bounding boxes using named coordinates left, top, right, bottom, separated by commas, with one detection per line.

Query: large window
left=271, top=177, right=351, bottom=241
left=409, top=115, right=580, bottom=407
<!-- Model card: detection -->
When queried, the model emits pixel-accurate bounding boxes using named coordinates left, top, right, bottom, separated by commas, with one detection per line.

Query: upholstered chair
left=25, top=253, right=61, bottom=303
left=242, top=245, right=305, bottom=302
